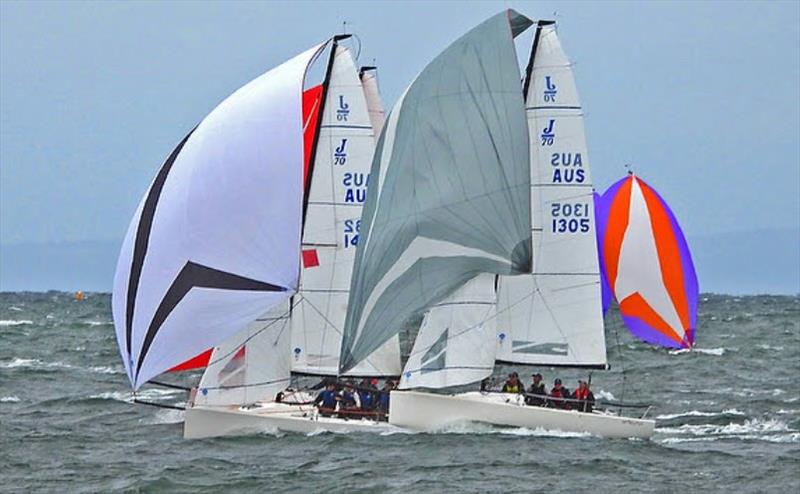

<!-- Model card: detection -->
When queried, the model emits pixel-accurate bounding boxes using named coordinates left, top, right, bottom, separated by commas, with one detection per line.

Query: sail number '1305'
left=551, top=202, right=590, bottom=234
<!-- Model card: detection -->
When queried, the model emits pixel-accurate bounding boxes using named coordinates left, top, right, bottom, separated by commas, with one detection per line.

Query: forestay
left=339, top=10, right=534, bottom=373
left=399, top=274, right=497, bottom=390
left=195, top=304, right=291, bottom=406
left=291, top=45, right=401, bottom=376
left=496, top=22, right=607, bottom=368
left=599, top=175, right=698, bottom=348
left=112, top=43, right=324, bottom=389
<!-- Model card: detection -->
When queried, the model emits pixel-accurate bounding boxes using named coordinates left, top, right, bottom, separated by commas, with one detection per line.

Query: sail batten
left=340, top=10, right=534, bottom=374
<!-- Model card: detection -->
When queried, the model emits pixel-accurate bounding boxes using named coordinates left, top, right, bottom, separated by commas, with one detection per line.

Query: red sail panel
left=168, top=348, right=212, bottom=372
left=302, top=84, right=324, bottom=188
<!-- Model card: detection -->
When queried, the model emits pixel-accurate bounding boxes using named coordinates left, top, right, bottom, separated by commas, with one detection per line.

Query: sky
left=1, top=0, right=798, bottom=293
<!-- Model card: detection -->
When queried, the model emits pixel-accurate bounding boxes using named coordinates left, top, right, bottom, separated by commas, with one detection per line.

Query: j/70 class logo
left=336, top=95, right=350, bottom=121
left=541, top=119, right=555, bottom=146
left=544, top=76, right=557, bottom=102
left=334, top=139, right=347, bottom=165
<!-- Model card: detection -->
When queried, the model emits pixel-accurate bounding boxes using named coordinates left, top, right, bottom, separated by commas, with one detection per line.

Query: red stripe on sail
left=302, top=85, right=324, bottom=188
left=168, top=348, right=212, bottom=372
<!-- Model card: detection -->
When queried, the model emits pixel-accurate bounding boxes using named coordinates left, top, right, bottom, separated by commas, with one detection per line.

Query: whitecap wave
left=8, top=306, right=23, bottom=311
left=88, top=365, right=124, bottom=375
left=1, top=396, right=21, bottom=403
left=140, top=409, right=185, bottom=425
left=90, top=387, right=183, bottom=403
left=656, top=409, right=745, bottom=420
left=434, top=421, right=591, bottom=438
left=669, top=347, right=726, bottom=356
left=82, top=321, right=112, bottom=327
left=595, top=390, right=616, bottom=401
left=0, top=320, right=33, bottom=326
left=0, top=357, right=40, bottom=368
left=660, top=432, right=800, bottom=444
left=657, top=417, right=794, bottom=437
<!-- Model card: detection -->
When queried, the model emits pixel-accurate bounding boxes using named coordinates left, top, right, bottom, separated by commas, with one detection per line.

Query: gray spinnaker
left=339, top=10, right=534, bottom=373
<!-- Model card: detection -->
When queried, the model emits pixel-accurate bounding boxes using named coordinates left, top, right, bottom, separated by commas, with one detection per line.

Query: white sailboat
left=110, top=33, right=403, bottom=437
left=183, top=40, right=405, bottom=438
left=341, top=15, right=655, bottom=439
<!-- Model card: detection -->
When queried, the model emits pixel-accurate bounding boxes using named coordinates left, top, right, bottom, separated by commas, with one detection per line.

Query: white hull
left=183, top=402, right=399, bottom=439
left=388, top=391, right=655, bottom=439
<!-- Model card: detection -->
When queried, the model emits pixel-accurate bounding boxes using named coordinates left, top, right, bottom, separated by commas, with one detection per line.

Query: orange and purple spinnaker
left=597, top=175, right=698, bottom=348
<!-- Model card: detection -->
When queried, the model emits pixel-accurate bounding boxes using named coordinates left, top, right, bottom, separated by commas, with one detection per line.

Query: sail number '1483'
left=344, top=219, right=360, bottom=247
left=551, top=202, right=590, bottom=234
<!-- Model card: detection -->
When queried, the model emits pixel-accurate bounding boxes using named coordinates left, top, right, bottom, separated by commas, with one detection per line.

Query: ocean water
left=0, top=292, right=798, bottom=493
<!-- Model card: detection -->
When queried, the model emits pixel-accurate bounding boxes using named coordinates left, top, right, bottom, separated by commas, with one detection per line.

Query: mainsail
left=496, top=21, right=607, bottom=369
left=399, top=273, right=497, bottom=389
left=598, top=174, right=698, bottom=348
left=291, top=44, right=401, bottom=376
left=112, top=43, right=325, bottom=389
left=339, top=10, right=534, bottom=374
left=194, top=304, right=291, bottom=406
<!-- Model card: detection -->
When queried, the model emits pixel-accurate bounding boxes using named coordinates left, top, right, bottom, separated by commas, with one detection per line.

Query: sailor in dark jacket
left=526, top=373, right=547, bottom=406
left=314, top=382, right=338, bottom=415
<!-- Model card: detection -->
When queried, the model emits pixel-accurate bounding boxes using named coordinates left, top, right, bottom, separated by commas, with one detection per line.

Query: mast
left=291, top=40, right=402, bottom=378
left=302, top=34, right=351, bottom=232
left=522, top=20, right=554, bottom=101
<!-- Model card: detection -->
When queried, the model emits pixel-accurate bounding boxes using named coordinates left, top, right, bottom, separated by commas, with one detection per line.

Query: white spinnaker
left=291, top=46, right=401, bottom=377
left=360, top=68, right=386, bottom=137
left=112, top=43, right=324, bottom=389
left=399, top=274, right=497, bottom=390
left=496, top=23, right=606, bottom=367
left=195, top=303, right=291, bottom=406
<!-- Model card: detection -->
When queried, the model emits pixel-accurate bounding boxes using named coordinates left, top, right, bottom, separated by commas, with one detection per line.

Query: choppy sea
left=0, top=292, right=798, bottom=493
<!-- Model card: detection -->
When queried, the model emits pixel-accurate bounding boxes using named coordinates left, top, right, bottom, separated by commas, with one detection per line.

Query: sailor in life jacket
left=548, top=378, right=570, bottom=409
left=571, top=380, right=596, bottom=413
left=501, top=372, right=524, bottom=393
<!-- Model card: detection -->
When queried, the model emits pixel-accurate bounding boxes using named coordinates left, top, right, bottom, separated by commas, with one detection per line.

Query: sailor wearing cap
left=526, top=373, right=547, bottom=406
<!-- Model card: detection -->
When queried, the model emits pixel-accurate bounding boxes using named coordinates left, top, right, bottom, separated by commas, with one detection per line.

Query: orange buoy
left=75, top=290, right=85, bottom=302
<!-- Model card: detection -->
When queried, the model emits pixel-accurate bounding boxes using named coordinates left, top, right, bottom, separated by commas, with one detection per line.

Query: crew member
left=548, top=378, right=569, bottom=409
left=339, top=382, right=361, bottom=412
left=376, top=380, right=394, bottom=419
left=526, top=373, right=546, bottom=406
left=314, top=382, right=338, bottom=415
left=501, top=372, right=524, bottom=393
left=572, top=380, right=596, bottom=413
